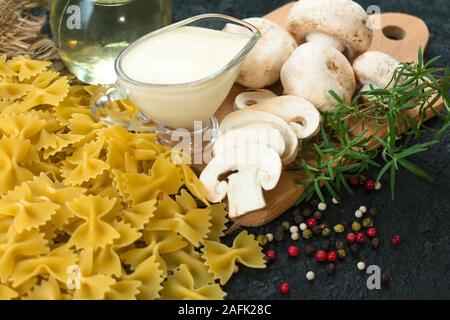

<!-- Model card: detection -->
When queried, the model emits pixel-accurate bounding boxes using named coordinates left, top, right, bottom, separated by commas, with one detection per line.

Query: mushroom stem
left=306, top=32, right=346, bottom=53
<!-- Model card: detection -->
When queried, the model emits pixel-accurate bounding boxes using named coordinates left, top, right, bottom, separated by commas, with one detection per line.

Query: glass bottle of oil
left=50, top=0, right=172, bottom=84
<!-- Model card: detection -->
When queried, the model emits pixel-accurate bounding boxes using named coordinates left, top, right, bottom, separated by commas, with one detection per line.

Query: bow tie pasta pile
left=0, top=55, right=266, bottom=300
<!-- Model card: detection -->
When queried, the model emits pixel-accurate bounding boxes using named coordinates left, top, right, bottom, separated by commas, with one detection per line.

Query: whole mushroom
left=287, top=0, right=373, bottom=56
left=353, top=51, right=401, bottom=89
left=281, top=42, right=356, bottom=112
left=224, top=17, right=297, bottom=89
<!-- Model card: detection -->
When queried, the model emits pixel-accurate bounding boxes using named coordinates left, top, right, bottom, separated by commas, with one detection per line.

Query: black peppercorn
left=313, top=211, right=322, bottom=220
left=312, top=225, right=322, bottom=236
left=335, top=240, right=345, bottom=250
left=310, top=199, right=319, bottom=207
left=359, top=175, right=367, bottom=185
left=322, top=239, right=331, bottom=251
left=371, top=237, right=381, bottom=250
left=326, top=263, right=336, bottom=275
left=293, top=209, right=304, bottom=224
left=382, top=272, right=390, bottom=285
left=305, top=245, right=315, bottom=256
left=370, top=207, right=379, bottom=216
left=350, top=244, right=360, bottom=256
left=341, top=221, right=349, bottom=229
left=274, top=226, right=284, bottom=242
left=302, top=208, right=312, bottom=217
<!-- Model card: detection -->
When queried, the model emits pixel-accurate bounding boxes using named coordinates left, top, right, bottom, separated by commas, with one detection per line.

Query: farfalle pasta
left=0, top=56, right=266, bottom=300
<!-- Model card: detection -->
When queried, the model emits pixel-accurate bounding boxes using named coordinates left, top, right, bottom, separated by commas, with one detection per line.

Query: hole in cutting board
left=382, top=26, right=406, bottom=40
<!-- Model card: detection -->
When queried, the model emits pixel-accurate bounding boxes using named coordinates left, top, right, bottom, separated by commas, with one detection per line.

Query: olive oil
left=50, top=0, right=171, bottom=84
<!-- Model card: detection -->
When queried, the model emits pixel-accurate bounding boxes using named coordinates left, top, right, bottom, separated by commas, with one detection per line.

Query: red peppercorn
left=391, top=235, right=401, bottom=247
left=365, top=180, right=375, bottom=191
left=348, top=176, right=359, bottom=186
left=356, top=232, right=366, bottom=244
left=307, top=218, right=318, bottom=229
left=288, top=246, right=300, bottom=257
left=346, top=232, right=357, bottom=244
left=367, top=227, right=377, bottom=238
left=279, top=282, right=290, bottom=294
left=265, top=250, right=276, bottom=262
left=315, top=249, right=327, bottom=263
left=327, top=251, right=337, bottom=262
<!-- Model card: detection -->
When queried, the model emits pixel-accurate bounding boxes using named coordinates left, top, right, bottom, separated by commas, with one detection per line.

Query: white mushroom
left=199, top=143, right=282, bottom=212
left=220, top=109, right=299, bottom=165
left=353, top=51, right=401, bottom=89
left=213, top=125, right=286, bottom=157
left=234, top=89, right=277, bottom=110
left=287, top=0, right=373, bottom=55
left=248, top=95, right=322, bottom=139
left=281, top=42, right=356, bottom=113
left=224, top=17, right=297, bottom=89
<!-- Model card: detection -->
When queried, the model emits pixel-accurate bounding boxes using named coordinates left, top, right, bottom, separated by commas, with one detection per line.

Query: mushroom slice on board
left=287, top=0, right=373, bottom=55
left=219, top=109, right=299, bottom=165
left=281, top=42, right=356, bottom=113
left=224, top=18, right=297, bottom=89
left=213, top=124, right=286, bottom=157
left=234, top=89, right=277, bottom=110
left=353, top=51, right=401, bottom=89
left=248, top=95, right=322, bottom=140
left=199, top=143, right=283, bottom=216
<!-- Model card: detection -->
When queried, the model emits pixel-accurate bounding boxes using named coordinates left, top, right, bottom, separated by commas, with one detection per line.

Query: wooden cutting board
left=211, top=2, right=439, bottom=227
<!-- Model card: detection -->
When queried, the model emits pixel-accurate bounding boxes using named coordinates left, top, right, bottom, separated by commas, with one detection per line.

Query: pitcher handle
left=90, top=85, right=160, bottom=132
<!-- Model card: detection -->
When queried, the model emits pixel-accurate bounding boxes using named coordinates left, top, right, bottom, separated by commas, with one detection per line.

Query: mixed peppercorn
left=254, top=176, right=403, bottom=295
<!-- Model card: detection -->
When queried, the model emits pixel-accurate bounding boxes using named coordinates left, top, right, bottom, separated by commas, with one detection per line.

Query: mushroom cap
left=251, top=95, right=322, bottom=140
left=199, top=143, right=283, bottom=203
left=224, top=17, right=297, bottom=89
left=281, top=42, right=356, bottom=112
left=220, top=109, right=299, bottom=165
left=287, top=0, right=373, bottom=53
left=213, top=125, right=286, bottom=157
left=353, top=51, right=400, bottom=88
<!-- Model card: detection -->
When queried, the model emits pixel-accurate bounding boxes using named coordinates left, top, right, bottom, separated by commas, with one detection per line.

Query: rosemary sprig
left=296, top=49, right=450, bottom=204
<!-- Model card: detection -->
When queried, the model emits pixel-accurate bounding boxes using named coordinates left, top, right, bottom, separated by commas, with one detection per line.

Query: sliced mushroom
left=248, top=95, right=322, bottom=140
left=220, top=109, right=299, bottom=165
left=234, top=89, right=277, bottom=110
left=353, top=51, right=401, bottom=89
left=224, top=17, right=297, bottom=89
left=287, top=0, right=373, bottom=55
left=281, top=42, right=356, bottom=113
left=199, top=143, right=282, bottom=207
left=227, top=168, right=267, bottom=218
left=213, top=124, right=286, bottom=157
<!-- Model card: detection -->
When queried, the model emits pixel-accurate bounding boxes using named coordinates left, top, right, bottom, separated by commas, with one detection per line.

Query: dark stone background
left=173, top=0, right=450, bottom=300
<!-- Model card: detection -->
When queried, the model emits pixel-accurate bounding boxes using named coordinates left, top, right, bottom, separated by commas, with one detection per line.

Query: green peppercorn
left=319, top=223, right=328, bottom=231
left=350, top=244, right=360, bottom=256
left=370, top=207, right=379, bottom=216
left=362, top=217, right=374, bottom=229
left=337, top=249, right=346, bottom=259
left=335, top=240, right=345, bottom=250
left=352, top=221, right=362, bottom=232
left=257, top=234, right=268, bottom=247
left=281, top=221, right=291, bottom=230
left=302, top=229, right=313, bottom=240
left=322, top=227, right=332, bottom=238
left=333, top=224, right=345, bottom=234
left=302, top=209, right=312, bottom=217
left=305, top=245, right=315, bottom=256
left=313, top=211, right=322, bottom=220
left=312, top=225, right=322, bottom=236
left=274, top=226, right=284, bottom=242
left=326, top=263, right=336, bottom=275
left=371, top=237, right=381, bottom=250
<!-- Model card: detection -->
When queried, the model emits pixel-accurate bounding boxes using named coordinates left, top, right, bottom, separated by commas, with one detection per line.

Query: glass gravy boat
left=91, top=14, right=260, bottom=152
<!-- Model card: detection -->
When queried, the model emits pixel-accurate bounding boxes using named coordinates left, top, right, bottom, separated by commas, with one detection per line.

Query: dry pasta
left=0, top=55, right=266, bottom=300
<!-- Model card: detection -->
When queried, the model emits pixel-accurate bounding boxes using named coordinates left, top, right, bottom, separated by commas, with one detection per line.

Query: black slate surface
left=173, top=0, right=450, bottom=300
